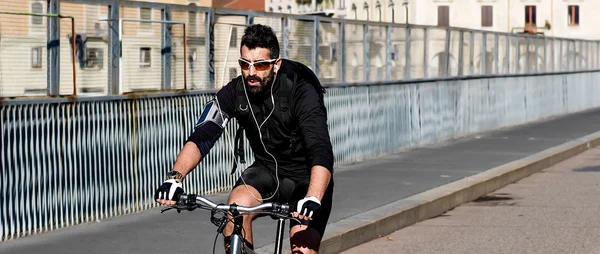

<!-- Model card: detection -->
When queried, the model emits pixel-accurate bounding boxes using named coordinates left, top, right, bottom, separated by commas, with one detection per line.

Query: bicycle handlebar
left=178, top=193, right=292, bottom=215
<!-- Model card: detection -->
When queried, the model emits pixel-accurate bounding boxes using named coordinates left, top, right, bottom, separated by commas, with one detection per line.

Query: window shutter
left=482, top=6, right=493, bottom=27
left=438, top=6, right=449, bottom=27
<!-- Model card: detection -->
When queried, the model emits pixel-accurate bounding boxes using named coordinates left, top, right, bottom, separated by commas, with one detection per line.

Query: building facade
left=267, top=0, right=600, bottom=40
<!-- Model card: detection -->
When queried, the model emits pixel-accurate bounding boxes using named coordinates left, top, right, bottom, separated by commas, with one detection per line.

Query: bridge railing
left=0, top=0, right=598, bottom=97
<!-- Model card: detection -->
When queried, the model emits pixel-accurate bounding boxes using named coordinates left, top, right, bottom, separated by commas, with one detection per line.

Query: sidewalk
left=341, top=146, right=600, bottom=254
left=1, top=108, right=600, bottom=254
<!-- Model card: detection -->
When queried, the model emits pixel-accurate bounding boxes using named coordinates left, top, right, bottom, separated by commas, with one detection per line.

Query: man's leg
left=224, top=185, right=262, bottom=251
left=224, top=164, right=277, bottom=252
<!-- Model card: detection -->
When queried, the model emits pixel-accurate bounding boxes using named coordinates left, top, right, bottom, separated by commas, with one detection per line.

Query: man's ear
left=275, top=58, right=281, bottom=72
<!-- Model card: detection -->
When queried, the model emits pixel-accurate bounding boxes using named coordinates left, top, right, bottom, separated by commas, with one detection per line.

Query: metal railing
left=3, top=71, right=600, bottom=241
left=0, top=0, right=598, bottom=97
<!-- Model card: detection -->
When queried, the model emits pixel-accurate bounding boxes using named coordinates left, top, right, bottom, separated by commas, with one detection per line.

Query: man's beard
left=244, top=69, right=276, bottom=95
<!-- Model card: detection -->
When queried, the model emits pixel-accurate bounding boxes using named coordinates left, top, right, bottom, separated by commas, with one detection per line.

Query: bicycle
left=161, top=193, right=298, bottom=254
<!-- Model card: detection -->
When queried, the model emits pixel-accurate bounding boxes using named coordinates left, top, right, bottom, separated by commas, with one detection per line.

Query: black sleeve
left=185, top=79, right=237, bottom=159
left=292, top=80, right=334, bottom=173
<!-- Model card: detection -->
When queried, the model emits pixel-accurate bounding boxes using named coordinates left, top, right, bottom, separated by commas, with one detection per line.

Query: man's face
left=239, top=46, right=279, bottom=95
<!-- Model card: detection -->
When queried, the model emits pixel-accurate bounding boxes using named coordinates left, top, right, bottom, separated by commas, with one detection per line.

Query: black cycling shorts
left=233, top=163, right=334, bottom=237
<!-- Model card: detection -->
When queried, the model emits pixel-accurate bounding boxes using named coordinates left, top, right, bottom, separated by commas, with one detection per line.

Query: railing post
left=482, top=32, right=487, bottom=75
left=534, top=37, right=539, bottom=73
left=423, top=27, right=429, bottom=78
left=494, top=33, right=499, bottom=74
left=572, top=40, right=576, bottom=71
left=162, top=6, right=172, bottom=90
left=108, top=0, right=120, bottom=95
left=444, top=28, right=451, bottom=77
left=283, top=17, right=289, bottom=59
left=364, top=23, right=370, bottom=81
left=543, top=37, right=547, bottom=73
left=457, top=30, right=464, bottom=76
left=579, top=40, right=583, bottom=70
left=516, top=36, right=521, bottom=73
left=405, top=26, right=411, bottom=80
left=505, top=34, right=510, bottom=74
left=47, top=0, right=60, bottom=96
left=207, top=9, right=215, bottom=89
left=469, top=31, right=474, bottom=75
left=597, top=41, right=600, bottom=69
left=550, top=37, right=555, bottom=72
left=246, top=13, right=254, bottom=25
left=340, top=20, right=346, bottom=83
left=559, top=39, right=563, bottom=72
left=525, top=36, right=531, bottom=74
left=386, top=24, right=392, bottom=80
left=587, top=41, right=591, bottom=70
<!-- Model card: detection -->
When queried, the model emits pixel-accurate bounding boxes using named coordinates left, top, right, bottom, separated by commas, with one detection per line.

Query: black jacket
left=187, top=59, right=334, bottom=181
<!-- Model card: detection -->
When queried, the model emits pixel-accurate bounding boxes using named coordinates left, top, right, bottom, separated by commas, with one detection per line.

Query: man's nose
left=248, top=65, right=257, bottom=76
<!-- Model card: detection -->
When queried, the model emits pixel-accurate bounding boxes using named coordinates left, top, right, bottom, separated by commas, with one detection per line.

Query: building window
left=31, top=2, right=43, bottom=25
left=229, top=27, right=237, bottom=48
left=482, top=6, right=493, bottom=27
left=568, top=5, right=579, bottom=26
left=85, top=48, right=103, bottom=70
left=140, top=8, right=152, bottom=29
left=31, top=47, right=42, bottom=68
left=438, top=6, right=449, bottom=27
left=140, top=47, right=151, bottom=68
left=525, top=5, right=536, bottom=26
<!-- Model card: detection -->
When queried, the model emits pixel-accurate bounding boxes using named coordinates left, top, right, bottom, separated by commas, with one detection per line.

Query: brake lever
left=161, top=204, right=197, bottom=214
left=289, top=217, right=302, bottom=224
left=160, top=206, right=182, bottom=214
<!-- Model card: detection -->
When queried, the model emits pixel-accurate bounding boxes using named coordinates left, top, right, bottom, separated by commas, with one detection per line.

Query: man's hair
left=240, top=24, right=280, bottom=59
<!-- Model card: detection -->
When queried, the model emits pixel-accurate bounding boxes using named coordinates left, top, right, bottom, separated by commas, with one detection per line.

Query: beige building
left=0, top=0, right=212, bottom=97
left=268, top=0, right=600, bottom=40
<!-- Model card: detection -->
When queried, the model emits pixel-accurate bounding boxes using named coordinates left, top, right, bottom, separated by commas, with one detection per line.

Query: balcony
left=297, top=0, right=342, bottom=17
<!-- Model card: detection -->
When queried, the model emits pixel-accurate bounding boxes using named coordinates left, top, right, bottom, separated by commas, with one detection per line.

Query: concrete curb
left=256, top=131, right=600, bottom=254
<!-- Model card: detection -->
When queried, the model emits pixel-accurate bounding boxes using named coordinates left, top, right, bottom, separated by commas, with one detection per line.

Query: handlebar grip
left=175, top=193, right=185, bottom=206
left=176, top=193, right=197, bottom=207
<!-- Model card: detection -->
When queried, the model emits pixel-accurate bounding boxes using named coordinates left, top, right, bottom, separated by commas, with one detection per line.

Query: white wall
left=268, top=0, right=600, bottom=40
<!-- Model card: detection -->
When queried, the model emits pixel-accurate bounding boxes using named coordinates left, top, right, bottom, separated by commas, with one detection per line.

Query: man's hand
left=292, top=196, right=321, bottom=222
left=155, top=179, right=183, bottom=206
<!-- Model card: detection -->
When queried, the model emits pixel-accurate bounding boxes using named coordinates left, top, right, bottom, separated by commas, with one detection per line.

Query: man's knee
left=225, top=185, right=262, bottom=233
left=228, top=185, right=262, bottom=207
left=290, top=225, right=322, bottom=254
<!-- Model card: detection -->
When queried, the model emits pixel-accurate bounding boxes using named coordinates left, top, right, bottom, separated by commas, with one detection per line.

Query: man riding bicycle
left=155, top=24, right=334, bottom=254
